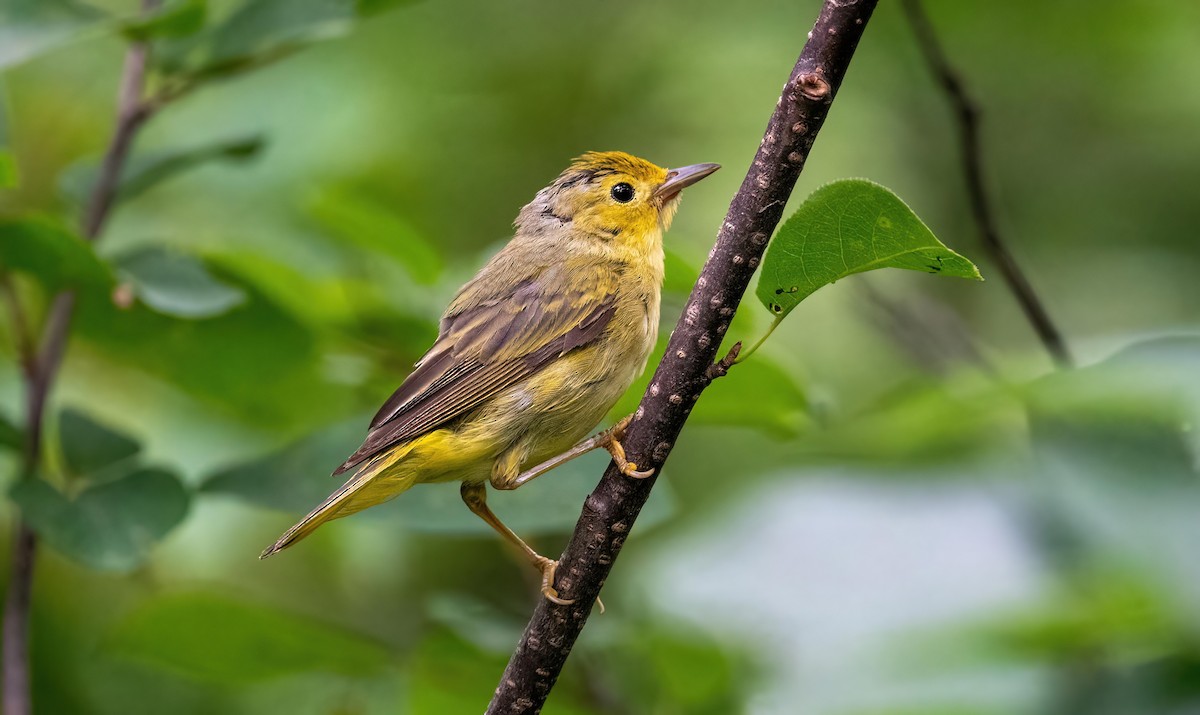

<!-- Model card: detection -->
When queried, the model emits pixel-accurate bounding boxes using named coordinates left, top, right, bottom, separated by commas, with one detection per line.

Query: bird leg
left=497, top=415, right=654, bottom=491
left=459, top=482, right=574, bottom=605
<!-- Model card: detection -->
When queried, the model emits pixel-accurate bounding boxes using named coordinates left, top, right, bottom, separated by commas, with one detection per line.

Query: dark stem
left=900, top=0, right=1073, bottom=369
left=0, top=527, right=34, bottom=715
left=1, top=4, right=159, bottom=713
left=486, top=1, right=879, bottom=711
left=81, top=38, right=154, bottom=242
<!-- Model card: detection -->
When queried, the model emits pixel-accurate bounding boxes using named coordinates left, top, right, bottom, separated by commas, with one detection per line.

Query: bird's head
left=517, top=151, right=719, bottom=253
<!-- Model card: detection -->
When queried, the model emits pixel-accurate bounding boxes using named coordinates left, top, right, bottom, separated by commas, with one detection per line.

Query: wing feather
left=334, top=259, right=617, bottom=475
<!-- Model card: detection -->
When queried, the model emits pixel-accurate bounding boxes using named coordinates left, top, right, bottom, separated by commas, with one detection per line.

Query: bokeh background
left=3, top=0, right=1200, bottom=713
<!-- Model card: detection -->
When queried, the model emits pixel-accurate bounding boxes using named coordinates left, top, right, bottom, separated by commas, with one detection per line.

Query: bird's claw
left=601, top=425, right=655, bottom=480
left=619, top=460, right=655, bottom=479
left=535, top=556, right=575, bottom=605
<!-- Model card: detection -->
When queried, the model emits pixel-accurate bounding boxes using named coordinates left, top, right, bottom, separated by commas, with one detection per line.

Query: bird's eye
left=610, top=182, right=635, bottom=203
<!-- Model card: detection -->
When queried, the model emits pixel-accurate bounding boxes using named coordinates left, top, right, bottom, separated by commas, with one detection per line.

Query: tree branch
left=486, top=1, right=879, bottom=711
left=900, top=0, right=1073, bottom=369
left=2, top=4, right=160, bottom=713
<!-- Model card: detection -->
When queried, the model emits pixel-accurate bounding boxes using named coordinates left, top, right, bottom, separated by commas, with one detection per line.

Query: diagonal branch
left=486, top=1, right=879, bottom=711
left=901, top=0, right=1073, bottom=369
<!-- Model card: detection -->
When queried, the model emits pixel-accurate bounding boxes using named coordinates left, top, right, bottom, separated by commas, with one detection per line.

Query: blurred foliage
left=107, top=591, right=393, bottom=684
left=3, top=0, right=1200, bottom=713
left=0, top=216, right=111, bottom=291
left=59, top=133, right=265, bottom=208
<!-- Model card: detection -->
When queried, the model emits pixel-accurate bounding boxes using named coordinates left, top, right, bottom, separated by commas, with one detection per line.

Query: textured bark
left=486, top=1, right=879, bottom=712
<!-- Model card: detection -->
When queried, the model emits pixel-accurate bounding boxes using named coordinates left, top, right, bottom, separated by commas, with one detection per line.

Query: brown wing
left=334, top=263, right=617, bottom=475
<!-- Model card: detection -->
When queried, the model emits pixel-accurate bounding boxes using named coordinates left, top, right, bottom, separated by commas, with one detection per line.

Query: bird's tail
left=259, top=442, right=420, bottom=559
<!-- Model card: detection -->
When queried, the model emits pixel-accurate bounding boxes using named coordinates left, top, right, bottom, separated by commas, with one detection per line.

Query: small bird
left=261, top=151, right=719, bottom=603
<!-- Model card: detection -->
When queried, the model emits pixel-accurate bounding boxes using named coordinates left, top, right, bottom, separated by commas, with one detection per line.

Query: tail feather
left=260, top=444, right=418, bottom=559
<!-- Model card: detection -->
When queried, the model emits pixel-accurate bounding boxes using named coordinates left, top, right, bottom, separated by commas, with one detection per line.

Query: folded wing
left=334, top=261, right=617, bottom=475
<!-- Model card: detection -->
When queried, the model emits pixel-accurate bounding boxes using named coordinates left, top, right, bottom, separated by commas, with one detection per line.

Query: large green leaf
left=1021, top=337, right=1200, bottom=601
left=307, top=187, right=443, bottom=285
left=756, top=179, right=981, bottom=318
left=168, top=0, right=412, bottom=81
left=202, top=416, right=676, bottom=535
left=10, top=467, right=189, bottom=571
left=0, top=0, right=110, bottom=69
left=0, top=217, right=111, bottom=291
left=60, top=134, right=264, bottom=207
left=106, top=592, right=392, bottom=684
left=120, top=0, right=206, bottom=41
left=113, top=246, right=247, bottom=319
left=59, top=408, right=141, bottom=477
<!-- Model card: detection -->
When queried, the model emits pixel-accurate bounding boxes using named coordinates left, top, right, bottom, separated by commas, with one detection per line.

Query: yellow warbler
left=262, top=152, right=718, bottom=603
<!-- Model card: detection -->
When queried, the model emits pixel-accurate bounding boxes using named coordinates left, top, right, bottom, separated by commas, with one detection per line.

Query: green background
left=3, top=0, right=1200, bottom=713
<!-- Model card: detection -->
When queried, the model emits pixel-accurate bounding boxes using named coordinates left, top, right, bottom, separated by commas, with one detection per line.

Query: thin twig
left=1, top=3, right=161, bottom=713
left=901, top=0, right=1073, bottom=369
left=486, top=1, right=879, bottom=711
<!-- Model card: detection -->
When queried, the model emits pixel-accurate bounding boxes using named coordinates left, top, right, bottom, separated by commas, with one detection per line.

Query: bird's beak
left=654, top=163, right=720, bottom=203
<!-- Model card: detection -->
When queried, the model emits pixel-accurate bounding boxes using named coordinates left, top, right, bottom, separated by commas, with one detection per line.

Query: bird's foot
left=600, top=417, right=654, bottom=479
left=535, top=556, right=576, bottom=605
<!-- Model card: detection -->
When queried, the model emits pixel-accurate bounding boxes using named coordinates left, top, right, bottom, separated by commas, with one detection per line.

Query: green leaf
left=202, top=416, right=676, bottom=535
left=307, top=187, right=443, bottom=285
left=174, top=0, right=411, bottom=81
left=11, top=467, right=189, bottom=571
left=0, top=217, right=112, bottom=291
left=60, top=134, right=265, bottom=207
left=59, top=408, right=141, bottom=476
left=756, top=179, right=981, bottom=318
left=0, top=0, right=111, bottom=70
left=1014, top=338, right=1200, bottom=606
left=106, top=592, right=392, bottom=684
left=120, top=0, right=206, bottom=41
left=0, top=413, right=22, bottom=452
left=113, top=246, right=247, bottom=319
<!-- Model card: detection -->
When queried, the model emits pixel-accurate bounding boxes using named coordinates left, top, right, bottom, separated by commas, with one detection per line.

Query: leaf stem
left=733, top=315, right=783, bottom=364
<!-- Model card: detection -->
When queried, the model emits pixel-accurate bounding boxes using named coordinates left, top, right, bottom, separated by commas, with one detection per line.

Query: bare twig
left=2, top=4, right=161, bottom=713
left=486, top=1, right=879, bottom=711
left=901, top=0, right=1073, bottom=369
